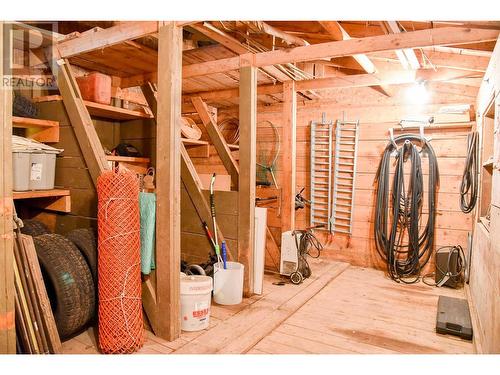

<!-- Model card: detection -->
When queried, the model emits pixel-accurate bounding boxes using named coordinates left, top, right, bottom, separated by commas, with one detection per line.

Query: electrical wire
left=422, top=245, right=465, bottom=287
left=292, top=228, right=323, bottom=281
left=460, top=131, right=479, bottom=213
left=374, top=134, right=439, bottom=283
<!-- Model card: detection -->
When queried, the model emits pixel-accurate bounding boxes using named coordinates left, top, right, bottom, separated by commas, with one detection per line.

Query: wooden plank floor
left=249, top=266, right=475, bottom=354
left=62, top=259, right=348, bottom=354
left=61, top=262, right=474, bottom=354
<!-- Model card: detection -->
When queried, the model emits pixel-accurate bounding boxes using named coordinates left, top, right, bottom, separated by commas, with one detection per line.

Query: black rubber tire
left=20, top=219, right=51, bottom=237
left=33, top=234, right=95, bottom=338
left=66, top=228, right=98, bottom=284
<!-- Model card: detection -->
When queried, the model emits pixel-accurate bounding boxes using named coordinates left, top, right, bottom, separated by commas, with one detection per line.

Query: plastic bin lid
left=180, top=275, right=213, bottom=295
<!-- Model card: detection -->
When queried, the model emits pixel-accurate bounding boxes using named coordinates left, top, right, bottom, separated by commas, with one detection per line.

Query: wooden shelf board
left=228, top=144, right=239, bottom=150
left=106, top=155, right=150, bottom=163
left=13, top=189, right=70, bottom=200
left=182, top=138, right=209, bottom=146
left=33, top=95, right=153, bottom=121
left=12, top=116, right=59, bottom=128
left=13, top=189, right=71, bottom=213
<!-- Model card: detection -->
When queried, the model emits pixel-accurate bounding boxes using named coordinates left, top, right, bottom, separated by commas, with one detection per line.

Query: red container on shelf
left=76, top=72, right=112, bottom=105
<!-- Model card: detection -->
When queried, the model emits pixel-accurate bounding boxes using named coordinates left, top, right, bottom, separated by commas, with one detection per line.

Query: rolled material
left=97, top=170, right=144, bottom=354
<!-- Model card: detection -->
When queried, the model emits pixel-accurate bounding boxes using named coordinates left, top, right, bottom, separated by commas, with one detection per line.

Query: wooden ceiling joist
left=319, top=21, right=391, bottom=96
left=190, top=22, right=290, bottom=82
left=56, top=21, right=159, bottom=58
left=183, top=67, right=482, bottom=103
left=180, top=27, right=499, bottom=79
left=382, top=21, right=421, bottom=70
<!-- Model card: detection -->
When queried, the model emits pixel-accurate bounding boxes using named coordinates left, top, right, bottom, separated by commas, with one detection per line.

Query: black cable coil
left=374, top=134, right=439, bottom=283
left=460, top=131, right=479, bottom=213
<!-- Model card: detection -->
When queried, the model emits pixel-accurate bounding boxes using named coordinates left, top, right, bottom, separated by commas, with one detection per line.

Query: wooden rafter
left=182, top=67, right=482, bottom=103
left=383, top=21, right=421, bottom=69
left=56, top=21, right=159, bottom=58
left=319, top=21, right=391, bottom=96
left=190, top=22, right=290, bottom=82
left=180, top=27, right=499, bottom=78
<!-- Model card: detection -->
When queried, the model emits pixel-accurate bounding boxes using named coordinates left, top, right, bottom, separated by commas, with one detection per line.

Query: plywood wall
left=219, top=83, right=478, bottom=272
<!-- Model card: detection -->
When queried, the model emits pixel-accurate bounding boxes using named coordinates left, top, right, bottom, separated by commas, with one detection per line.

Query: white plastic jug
left=213, top=261, right=244, bottom=305
left=180, top=275, right=212, bottom=331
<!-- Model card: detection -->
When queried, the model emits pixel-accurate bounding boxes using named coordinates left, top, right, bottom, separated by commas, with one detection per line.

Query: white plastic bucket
left=180, top=275, right=212, bottom=332
left=213, top=261, right=244, bottom=305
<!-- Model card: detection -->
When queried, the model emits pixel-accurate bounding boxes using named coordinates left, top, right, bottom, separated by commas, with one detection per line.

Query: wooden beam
left=238, top=65, right=257, bottom=296
left=190, top=22, right=290, bottom=82
left=385, top=21, right=421, bottom=69
left=179, top=145, right=232, bottom=255
left=181, top=27, right=499, bottom=78
left=0, top=21, right=15, bottom=354
left=51, top=59, right=110, bottom=187
left=281, top=81, right=297, bottom=232
left=56, top=21, right=158, bottom=58
left=184, top=67, right=481, bottom=102
left=191, top=97, right=239, bottom=189
left=153, top=22, right=182, bottom=341
left=243, top=21, right=309, bottom=47
left=319, top=21, right=391, bottom=97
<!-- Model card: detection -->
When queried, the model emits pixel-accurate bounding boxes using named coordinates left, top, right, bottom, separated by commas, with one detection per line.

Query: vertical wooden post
left=281, top=80, right=297, bottom=232
left=0, top=22, right=16, bottom=354
left=155, top=21, right=182, bottom=340
left=238, top=61, right=257, bottom=296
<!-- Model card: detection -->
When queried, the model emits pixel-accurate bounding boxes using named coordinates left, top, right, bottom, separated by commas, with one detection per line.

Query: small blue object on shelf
left=221, top=240, right=227, bottom=269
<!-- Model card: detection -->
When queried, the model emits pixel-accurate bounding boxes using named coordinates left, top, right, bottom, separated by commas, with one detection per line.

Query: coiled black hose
left=460, top=131, right=479, bottom=213
left=374, top=134, right=439, bottom=283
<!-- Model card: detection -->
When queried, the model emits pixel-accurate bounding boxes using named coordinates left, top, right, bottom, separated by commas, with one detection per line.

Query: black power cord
left=374, top=134, right=439, bottom=283
left=290, top=228, right=323, bottom=284
left=460, top=131, right=479, bottom=213
left=422, top=245, right=465, bottom=287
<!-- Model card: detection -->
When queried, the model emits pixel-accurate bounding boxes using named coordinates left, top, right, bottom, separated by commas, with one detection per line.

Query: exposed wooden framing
left=184, top=67, right=481, bottom=102
left=387, top=21, right=420, bottom=69
left=243, top=21, right=309, bottom=47
left=179, top=145, right=232, bottom=254
left=281, top=81, right=297, bottom=232
left=181, top=27, right=499, bottom=78
left=322, top=21, right=392, bottom=96
left=191, top=97, right=239, bottom=189
left=50, top=58, right=109, bottom=187
left=0, top=21, right=15, bottom=354
left=190, top=22, right=290, bottom=82
left=238, top=65, right=257, bottom=296
left=152, top=22, right=182, bottom=341
left=56, top=21, right=158, bottom=58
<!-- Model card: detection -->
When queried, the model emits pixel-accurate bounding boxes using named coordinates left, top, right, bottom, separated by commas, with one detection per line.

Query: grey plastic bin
left=12, top=151, right=32, bottom=191
left=29, top=151, right=57, bottom=190
left=12, top=150, right=57, bottom=191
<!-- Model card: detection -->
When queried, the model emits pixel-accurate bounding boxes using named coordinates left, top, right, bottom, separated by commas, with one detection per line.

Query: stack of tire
left=21, top=220, right=98, bottom=339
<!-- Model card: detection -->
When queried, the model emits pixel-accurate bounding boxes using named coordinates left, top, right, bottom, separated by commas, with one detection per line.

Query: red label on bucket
left=192, top=308, right=209, bottom=318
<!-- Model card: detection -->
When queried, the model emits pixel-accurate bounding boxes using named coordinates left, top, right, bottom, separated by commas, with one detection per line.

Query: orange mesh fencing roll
left=97, top=170, right=144, bottom=354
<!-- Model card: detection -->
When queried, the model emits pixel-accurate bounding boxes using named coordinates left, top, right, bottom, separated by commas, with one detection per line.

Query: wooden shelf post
left=147, top=22, right=182, bottom=341
left=0, top=21, right=16, bottom=354
left=281, top=80, right=297, bottom=232
left=238, top=59, right=257, bottom=296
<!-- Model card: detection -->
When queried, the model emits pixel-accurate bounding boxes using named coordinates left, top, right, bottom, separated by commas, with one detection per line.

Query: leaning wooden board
left=21, top=235, right=62, bottom=353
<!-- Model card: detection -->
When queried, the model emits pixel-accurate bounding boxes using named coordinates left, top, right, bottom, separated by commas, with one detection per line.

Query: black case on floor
left=436, top=296, right=473, bottom=340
